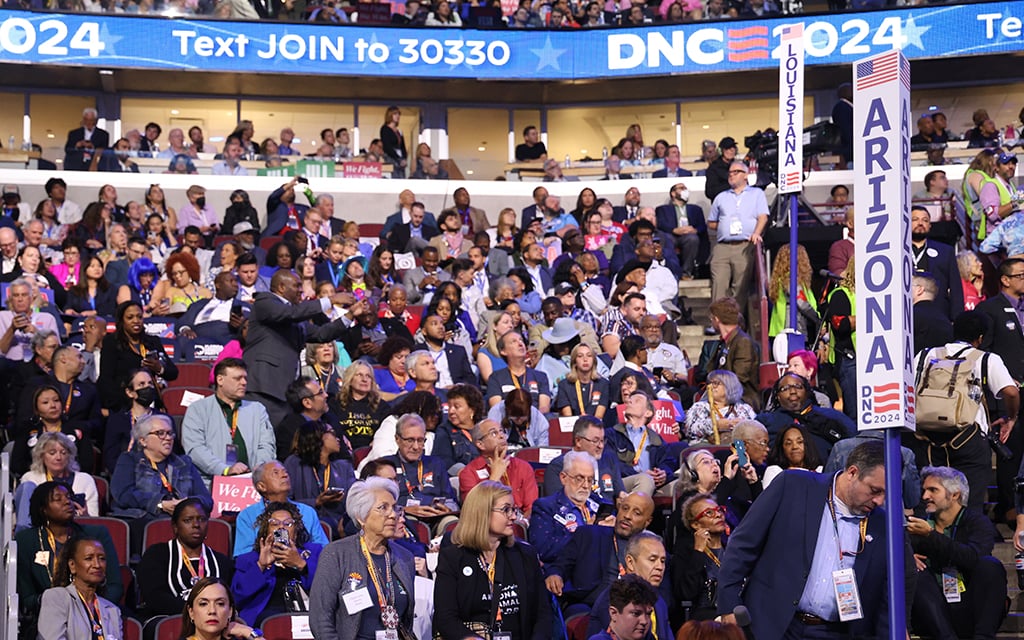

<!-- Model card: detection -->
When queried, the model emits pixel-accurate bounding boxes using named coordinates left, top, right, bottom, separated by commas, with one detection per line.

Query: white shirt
left=427, top=343, right=453, bottom=388
left=196, top=297, right=233, bottom=325
left=646, top=341, right=688, bottom=377
left=211, top=161, right=249, bottom=176
left=646, top=261, right=678, bottom=303
left=56, top=200, right=83, bottom=226
left=0, top=310, right=60, bottom=361
left=917, top=342, right=1016, bottom=433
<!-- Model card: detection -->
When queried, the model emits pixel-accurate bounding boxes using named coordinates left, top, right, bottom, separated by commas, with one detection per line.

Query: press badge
left=832, top=568, right=864, bottom=621
left=375, top=631, right=398, bottom=640
left=34, top=551, right=49, bottom=566
left=941, top=569, right=963, bottom=603
left=729, top=220, right=743, bottom=236
left=225, top=444, right=238, bottom=465
left=493, top=632, right=512, bottom=640
left=342, top=587, right=373, bottom=614
left=406, top=499, right=421, bottom=507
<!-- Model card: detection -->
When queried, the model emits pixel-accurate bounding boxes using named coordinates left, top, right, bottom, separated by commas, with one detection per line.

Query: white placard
left=538, top=448, right=562, bottom=464
left=778, top=23, right=804, bottom=195
left=180, top=390, right=206, bottom=407
left=557, top=417, right=576, bottom=433
left=853, top=49, right=915, bottom=431
left=291, top=615, right=313, bottom=639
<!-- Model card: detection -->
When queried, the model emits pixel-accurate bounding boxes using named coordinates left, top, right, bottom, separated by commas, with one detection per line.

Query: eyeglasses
left=1006, top=273, right=1024, bottom=280
left=397, top=435, right=427, bottom=445
left=563, top=473, right=595, bottom=486
left=268, top=518, right=295, bottom=528
left=148, top=430, right=175, bottom=440
left=778, top=384, right=803, bottom=394
left=577, top=435, right=605, bottom=446
left=481, top=427, right=508, bottom=441
left=728, top=170, right=746, bottom=175
left=746, top=439, right=769, bottom=449
left=371, top=503, right=403, bottom=517
left=492, top=505, right=522, bottom=518
left=695, top=505, right=726, bottom=520
left=170, top=269, right=188, bottom=276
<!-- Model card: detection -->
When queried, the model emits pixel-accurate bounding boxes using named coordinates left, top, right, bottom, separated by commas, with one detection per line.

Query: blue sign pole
left=884, top=428, right=906, bottom=640
left=788, top=193, right=800, bottom=339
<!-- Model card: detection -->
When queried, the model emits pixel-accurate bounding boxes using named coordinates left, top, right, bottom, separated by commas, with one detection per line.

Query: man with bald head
left=546, top=491, right=656, bottom=614
left=381, top=189, right=437, bottom=243
left=243, top=269, right=355, bottom=424
left=458, top=418, right=538, bottom=517
left=0, top=227, right=19, bottom=283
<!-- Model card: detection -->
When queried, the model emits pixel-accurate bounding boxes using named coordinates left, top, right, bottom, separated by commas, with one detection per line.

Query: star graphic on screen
left=901, top=15, right=930, bottom=51
left=530, top=36, right=567, bottom=72
left=96, top=22, right=124, bottom=57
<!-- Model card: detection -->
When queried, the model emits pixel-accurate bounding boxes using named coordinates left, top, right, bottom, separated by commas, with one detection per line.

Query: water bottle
left=7, top=135, right=13, bottom=150
left=1016, top=549, right=1024, bottom=590
left=303, top=186, right=316, bottom=205
left=564, top=154, right=570, bottom=168
left=602, top=147, right=608, bottom=161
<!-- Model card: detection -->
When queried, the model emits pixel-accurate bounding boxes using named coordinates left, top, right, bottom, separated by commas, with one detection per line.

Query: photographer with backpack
left=906, top=310, right=1020, bottom=511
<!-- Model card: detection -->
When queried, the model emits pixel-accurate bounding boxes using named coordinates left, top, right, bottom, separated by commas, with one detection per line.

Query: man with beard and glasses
left=910, top=206, right=964, bottom=319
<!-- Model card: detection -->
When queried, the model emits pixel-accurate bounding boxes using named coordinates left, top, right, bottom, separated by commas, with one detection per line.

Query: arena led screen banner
left=0, top=2, right=1022, bottom=79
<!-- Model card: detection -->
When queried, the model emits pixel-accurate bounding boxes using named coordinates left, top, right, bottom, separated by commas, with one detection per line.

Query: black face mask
left=195, top=197, right=206, bottom=209
left=135, top=387, right=157, bottom=407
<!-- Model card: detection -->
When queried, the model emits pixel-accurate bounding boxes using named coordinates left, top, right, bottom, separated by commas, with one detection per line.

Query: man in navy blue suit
left=718, top=440, right=912, bottom=639
left=651, top=145, right=692, bottom=179
left=529, top=450, right=612, bottom=565
left=520, top=185, right=549, bottom=230
left=545, top=491, right=654, bottom=614
left=654, top=183, right=706, bottom=279
left=911, top=206, right=964, bottom=319
left=263, top=178, right=310, bottom=238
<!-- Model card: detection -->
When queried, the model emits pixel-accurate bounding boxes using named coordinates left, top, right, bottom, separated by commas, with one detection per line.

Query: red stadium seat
left=161, top=387, right=213, bottom=417
left=155, top=615, right=182, bottom=640
left=262, top=613, right=305, bottom=639
left=91, top=475, right=109, bottom=515
left=547, top=417, right=575, bottom=447
left=514, top=446, right=569, bottom=465
left=353, top=446, right=372, bottom=467
left=142, top=518, right=174, bottom=549
left=260, top=236, right=280, bottom=252
left=406, top=519, right=430, bottom=545
left=361, top=223, right=384, bottom=238
left=124, top=617, right=142, bottom=640
left=206, top=518, right=233, bottom=557
left=566, top=613, right=589, bottom=640
left=169, top=363, right=213, bottom=389
left=77, top=517, right=129, bottom=567
left=321, top=520, right=333, bottom=541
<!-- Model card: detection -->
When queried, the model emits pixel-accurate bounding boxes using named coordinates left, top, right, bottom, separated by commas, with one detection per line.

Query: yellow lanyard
left=130, top=340, right=148, bottom=359
left=650, top=610, right=659, bottom=640
left=359, top=537, right=394, bottom=609
left=224, top=404, right=239, bottom=439
left=76, top=590, right=105, bottom=640
left=511, top=372, right=522, bottom=389
left=63, top=382, right=75, bottom=414
left=827, top=484, right=869, bottom=565
left=581, top=503, right=593, bottom=525
left=150, top=458, right=174, bottom=495
left=631, top=429, right=648, bottom=467
left=39, top=527, right=57, bottom=580
left=612, top=536, right=626, bottom=576
left=178, top=542, right=206, bottom=584
left=574, top=381, right=586, bottom=414
left=322, top=464, right=331, bottom=491
left=703, top=547, right=721, bottom=567
left=483, top=553, right=503, bottom=626
left=403, top=461, right=423, bottom=497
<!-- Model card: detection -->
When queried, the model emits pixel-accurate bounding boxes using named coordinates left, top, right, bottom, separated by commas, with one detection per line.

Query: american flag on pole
left=781, top=23, right=803, bottom=41
left=899, top=54, right=911, bottom=90
left=855, top=50, right=900, bottom=91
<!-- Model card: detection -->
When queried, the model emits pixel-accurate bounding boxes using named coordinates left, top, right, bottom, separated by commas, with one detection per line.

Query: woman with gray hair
left=310, top=477, right=417, bottom=640
left=16, top=432, right=99, bottom=526
left=109, top=413, right=212, bottom=556
left=684, top=370, right=757, bottom=443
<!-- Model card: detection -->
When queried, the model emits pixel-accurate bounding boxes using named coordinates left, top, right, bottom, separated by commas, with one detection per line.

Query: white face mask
left=676, top=189, right=689, bottom=203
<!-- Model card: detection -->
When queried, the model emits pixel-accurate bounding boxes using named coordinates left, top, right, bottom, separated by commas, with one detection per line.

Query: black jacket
left=433, top=541, right=551, bottom=640
left=910, top=506, right=995, bottom=579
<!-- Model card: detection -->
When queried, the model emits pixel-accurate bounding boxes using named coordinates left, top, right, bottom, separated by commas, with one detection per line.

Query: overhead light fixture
left=702, top=125, right=710, bottom=130
left=466, top=170, right=474, bottom=175
left=170, top=109, right=180, bottom=115
left=98, top=69, right=113, bottom=76
left=477, top=146, right=486, bottom=151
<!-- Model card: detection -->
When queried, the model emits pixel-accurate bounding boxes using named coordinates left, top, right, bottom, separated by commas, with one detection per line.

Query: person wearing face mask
left=223, top=188, right=262, bottom=235
left=102, top=368, right=166, bottom=473
left=655, top=183, right=706, bottom=280
left=176, top=185, right=219, bottom=245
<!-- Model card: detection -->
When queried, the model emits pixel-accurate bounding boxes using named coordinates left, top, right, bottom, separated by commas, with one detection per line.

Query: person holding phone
left=232, top=501, right=323, bottom=625
left=97, top=300, right=179, bottom=410
left=529, top=450, right=613, bottom=564
left=284, top=420, right=357, bottom=538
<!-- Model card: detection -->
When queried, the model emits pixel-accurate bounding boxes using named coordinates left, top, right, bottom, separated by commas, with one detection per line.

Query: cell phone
left=296, top=176, right=309, bottom=184
left=595, top=502, right=616, bottom=522
left=432, top=497, right=447, bottom=509
left=652, top=367, right=665, bottom=379
left=734, top=440, right=748, bottom=468
left=231, top=305, right=244, bottom=316
left=273, top=527, right=290, bottom=547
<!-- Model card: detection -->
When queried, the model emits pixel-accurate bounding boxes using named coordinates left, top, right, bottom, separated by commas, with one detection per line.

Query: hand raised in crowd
left=489, top=444, right=510, bottom=481
left=271, top=535, right=307, bottom=571
left=330, top=291, right=356, bottom=308
left=256, top=535, right=276, bottom=572
left=693, top=527, right=713, bottom=552
left=905, top=516, right=933, bottom=537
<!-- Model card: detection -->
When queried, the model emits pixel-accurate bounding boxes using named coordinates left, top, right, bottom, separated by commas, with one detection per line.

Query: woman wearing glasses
left=285, top=420, right=358, bottom=538
left=671, top=493, right=729, bottom=622
left=152, top=251, right=211, bottom=316
left=310, top=477, right=417, bottom=640
left=683, top=370, right=756, bottom=444
left=434, top=481, right=551, bottom=640
left=110, top=414, right=212, bottom=556
left=232, top=501, right=322, bottom=626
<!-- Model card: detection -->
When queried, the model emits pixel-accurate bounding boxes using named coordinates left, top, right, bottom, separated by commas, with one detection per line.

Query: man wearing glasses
left=382, top=414, right=457, bottom=536
left=232, top=460, right=330, bottom=557
left=977, top=258, right=1024, bottom=524
left=545, top=416, right=626, bottom=503
left=706, top=160, right=768, bottom=322
left=756, top=373, right=853, bottom=463
left=458, top=419, right=538, bottom=519
left=529, top=450, right=613, bottom=564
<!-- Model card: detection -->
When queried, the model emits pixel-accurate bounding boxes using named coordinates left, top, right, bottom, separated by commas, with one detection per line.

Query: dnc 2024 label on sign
left=0, top=3, right=1021, bottom=80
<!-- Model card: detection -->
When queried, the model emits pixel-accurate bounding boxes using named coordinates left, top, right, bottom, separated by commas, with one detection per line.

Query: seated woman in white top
left=761, top=424, right=823, bottom=489
left=17, top=432, right=99, bottom=528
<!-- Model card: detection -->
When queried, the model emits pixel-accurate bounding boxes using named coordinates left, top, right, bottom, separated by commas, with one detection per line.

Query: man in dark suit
left=544, top=492, right=655, bottom=615
left=177, top=271, right=248, bottom=343
left=0, top=227, right=21, bottom=283
left=262, top=178, right=310, bottom=238
left=977, top=257, right=1024, bottom=521
left=401, top=246, right=450, bottom=305
left=718, top=440, right=911, bottom=639
left=520, top=185, right=549, bottom=230
left=912, top=273, right=954, bottom=354
left=243, top=270, right=354, bottom=425
left=911, top=206, right=964, bottom=319
left=600, top=155, right=631, bottom=181
left=414, top=314, right=476, bottom=388
left=612, top=186, right=643, bottom=225
left=340, top=302, right=412, bottom=364
left=831, top=83, right=854, bottom=169
left=654, top=183, right=706, bottom=278
left=380, top=190, right=437, bottom=242
left=651, top=145, right=692, bottom=179
left=64, top=107, right=110, bottom=171
left=386, top=201, right=439, bottom=254
left=609, top=218, right=680, bottom=276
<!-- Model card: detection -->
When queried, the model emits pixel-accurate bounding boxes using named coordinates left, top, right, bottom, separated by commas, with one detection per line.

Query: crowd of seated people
left=3, top=104, right=1024, bottom=640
